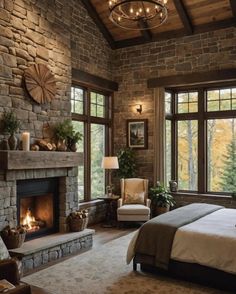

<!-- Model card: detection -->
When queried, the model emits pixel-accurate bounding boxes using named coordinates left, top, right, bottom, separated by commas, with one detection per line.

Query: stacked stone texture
left=113, top=27, right=236, bottom=206
left=0, top=0, right=72, bottom=143
left=70, top=0, right=113, bottom=80
left=0, top=0, right=112, bottom=229
left=21, top=233, right=93, bottom=274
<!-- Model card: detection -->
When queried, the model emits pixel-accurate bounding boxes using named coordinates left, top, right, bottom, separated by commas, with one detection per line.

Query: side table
left=98, top=195, right=120, bottom=228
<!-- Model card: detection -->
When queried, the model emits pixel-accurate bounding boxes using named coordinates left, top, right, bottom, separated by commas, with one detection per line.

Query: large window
left=165, top=86, right=236, bottom=195
left=71, top=86, right=112, bottom=201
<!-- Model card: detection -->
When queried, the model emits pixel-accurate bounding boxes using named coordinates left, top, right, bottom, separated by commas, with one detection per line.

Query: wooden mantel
left=0, top=151, right=83, bottom=170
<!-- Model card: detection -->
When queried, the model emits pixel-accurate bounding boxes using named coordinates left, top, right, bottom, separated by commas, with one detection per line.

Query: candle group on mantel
left=22, top=132, right=30, bottom=151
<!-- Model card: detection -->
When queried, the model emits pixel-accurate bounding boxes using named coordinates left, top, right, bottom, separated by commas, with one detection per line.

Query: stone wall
left=0, top=0, right=112, bottom=140
left=0, top=0, right=112, bottom=226
left=0, top=0, right=71, bottom=142
left=174, top=194, right=236, bottom=209
left=70, top=0, right=113, bottom=80
left=113, top=27, right=236, bottom=190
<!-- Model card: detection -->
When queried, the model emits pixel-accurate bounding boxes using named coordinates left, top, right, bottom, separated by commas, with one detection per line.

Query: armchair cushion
left=124, top=192, right=145, bottom=205
left=118, top=204, right=150, bottom=215
left=0, top=236, right=10, bottom=261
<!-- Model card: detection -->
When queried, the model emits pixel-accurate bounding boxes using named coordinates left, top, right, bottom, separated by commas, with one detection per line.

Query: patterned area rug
left=23, top=232, right=228, bottom=294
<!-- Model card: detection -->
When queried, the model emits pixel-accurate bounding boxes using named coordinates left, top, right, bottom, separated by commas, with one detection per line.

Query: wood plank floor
left=91, top=223, right=137, bottom=248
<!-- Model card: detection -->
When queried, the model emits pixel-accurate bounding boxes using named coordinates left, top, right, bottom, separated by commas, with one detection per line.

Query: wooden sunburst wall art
left=24, top=64, right=56, bottom=104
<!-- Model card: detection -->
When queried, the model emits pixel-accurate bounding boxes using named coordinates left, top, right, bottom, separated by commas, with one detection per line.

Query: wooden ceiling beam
left=115, top=18, right=236, bottom=49
left=138, top=19, right=152, bottom=41
left=147, top=68, right=236, bottom=88
left=230, top=0, right=236, bottom=18
left=172, top=0, right=193, bottom=35
left=80, top=0, right=116, bottom=49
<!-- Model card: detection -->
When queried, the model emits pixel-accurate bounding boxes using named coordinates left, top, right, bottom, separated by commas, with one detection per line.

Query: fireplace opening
left=17, top=178, right=59, bottom=240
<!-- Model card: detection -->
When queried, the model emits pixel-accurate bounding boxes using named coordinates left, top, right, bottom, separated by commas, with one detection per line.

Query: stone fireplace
left=17, top=178, right=59, bottom=240
left=0, top=151, right=96, bottom=274
left=0, top=151, right=83, bottom=234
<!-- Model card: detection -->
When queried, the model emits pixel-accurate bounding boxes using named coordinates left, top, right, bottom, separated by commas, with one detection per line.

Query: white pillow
left=0, top=236, right=10, bottom=260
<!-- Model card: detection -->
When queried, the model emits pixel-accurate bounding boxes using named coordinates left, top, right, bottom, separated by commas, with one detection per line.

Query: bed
left=127, top=203, right=236, bottom=292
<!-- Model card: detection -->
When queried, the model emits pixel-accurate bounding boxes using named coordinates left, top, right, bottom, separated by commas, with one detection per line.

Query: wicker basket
left=1, top=232, right=26, bottom=249
left=69, top=217, right=88, bottom=232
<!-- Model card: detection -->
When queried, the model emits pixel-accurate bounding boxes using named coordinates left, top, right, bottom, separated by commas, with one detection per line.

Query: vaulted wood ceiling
left=81, top=0, right=236, bottom=49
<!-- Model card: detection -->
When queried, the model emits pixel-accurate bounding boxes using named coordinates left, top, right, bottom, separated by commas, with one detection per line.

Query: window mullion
left=172, top=92, right=178, bottom=183
left=84, top=89, right=91, bottom=202
left=198, top=89, right=206, bottom=193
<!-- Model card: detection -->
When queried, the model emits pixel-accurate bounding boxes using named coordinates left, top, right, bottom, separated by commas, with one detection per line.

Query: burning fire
left=22, top=208, right=38, bottom=231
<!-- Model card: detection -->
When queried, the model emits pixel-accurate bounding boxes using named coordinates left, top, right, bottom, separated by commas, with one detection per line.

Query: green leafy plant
left=54, top=119, right=73, bottom=140
left=117, top=147, right=136, bottom=178
left=2, top=111, right=20, bottom=135
left=54, top=119, right=82, bottom=151
left=67, top=129, right=83, bottom=145
left=150, top=183, right=176, bottom=208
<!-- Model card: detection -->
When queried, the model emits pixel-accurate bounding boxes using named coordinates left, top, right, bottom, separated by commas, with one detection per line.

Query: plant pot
left=8, top=134, right=18, bottom=150
left=70, top=142, right=77, bottom=152
left=156, top=205, right=170, bottom=216
left=57, top=139, right=67, bottom=151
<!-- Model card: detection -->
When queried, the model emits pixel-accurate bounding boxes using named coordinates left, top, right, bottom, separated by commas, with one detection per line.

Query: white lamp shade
left=101, top=156, right=119, bottom=169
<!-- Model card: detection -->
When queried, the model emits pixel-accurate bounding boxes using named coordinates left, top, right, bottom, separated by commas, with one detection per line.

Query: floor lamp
left=101, top=156, right=119, bottom=196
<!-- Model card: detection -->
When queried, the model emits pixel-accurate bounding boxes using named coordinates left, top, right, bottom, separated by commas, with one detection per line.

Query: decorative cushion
left=118, top=204, right=150, bottom=215
left=0, top=236, right=10, bottom=261
left=124, top=192, right=145, bottom=204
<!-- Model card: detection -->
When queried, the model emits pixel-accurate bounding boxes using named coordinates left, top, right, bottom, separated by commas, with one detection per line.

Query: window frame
left=166, top=84, right=236, bottom=195
left=71, top=84, right=113, bottom=202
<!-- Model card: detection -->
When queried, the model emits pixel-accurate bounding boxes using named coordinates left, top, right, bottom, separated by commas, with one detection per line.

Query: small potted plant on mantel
left=54, top=119, right=82, bottom=152
left=150, top=182, right=176, bottom=216
left=2, top=110, right=21, bottom=150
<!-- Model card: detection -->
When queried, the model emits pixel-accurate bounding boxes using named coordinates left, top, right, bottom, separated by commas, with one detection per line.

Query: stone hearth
left=10, top=229, right=95, bottom=274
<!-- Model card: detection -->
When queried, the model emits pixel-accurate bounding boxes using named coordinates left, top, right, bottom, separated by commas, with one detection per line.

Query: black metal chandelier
left=108, top=0, right=168, bottom=30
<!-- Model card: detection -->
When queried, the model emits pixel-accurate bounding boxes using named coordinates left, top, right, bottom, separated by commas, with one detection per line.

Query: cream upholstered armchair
left=117, top=178, right=151, bottom=222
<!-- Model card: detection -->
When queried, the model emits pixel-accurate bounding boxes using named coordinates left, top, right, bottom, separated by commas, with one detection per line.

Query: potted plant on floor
left=150, top=182, right=176, bottom=216
left=2, top=111, right=21, bottom=150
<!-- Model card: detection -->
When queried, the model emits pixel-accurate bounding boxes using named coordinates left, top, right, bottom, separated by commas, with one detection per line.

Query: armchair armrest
left=0, top=259, right=20, bottom=285
left=117, top=198, right=123, bottom=208
left=146, top=198, right=151, bottom=208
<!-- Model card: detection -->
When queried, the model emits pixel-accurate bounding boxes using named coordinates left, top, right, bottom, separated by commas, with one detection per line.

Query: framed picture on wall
left=127, top=119, right=148, bottom=149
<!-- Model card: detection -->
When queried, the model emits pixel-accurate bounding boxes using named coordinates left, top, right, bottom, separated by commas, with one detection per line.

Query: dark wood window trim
left=71, top=84, right=113, bottom=202
left=166, top=83, right=236, bottom=196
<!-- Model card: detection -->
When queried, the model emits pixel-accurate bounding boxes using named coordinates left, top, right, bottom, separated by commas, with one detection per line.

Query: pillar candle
left=22, top=132, right=30, bottom=151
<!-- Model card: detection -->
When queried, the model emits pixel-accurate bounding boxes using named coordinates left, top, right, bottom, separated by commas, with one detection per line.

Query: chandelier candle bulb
left=22, top=132, right=30, bottom=151
left=108, top=0, right=168, bottom=30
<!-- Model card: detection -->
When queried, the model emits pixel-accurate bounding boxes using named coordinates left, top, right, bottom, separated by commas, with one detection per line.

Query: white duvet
left=127, top=208, right=236, bottom=274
